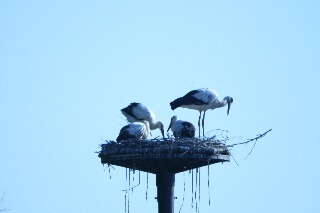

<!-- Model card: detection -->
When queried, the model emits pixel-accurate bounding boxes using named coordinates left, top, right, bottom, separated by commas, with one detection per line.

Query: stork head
left=224, top=96, right=233, bottom=115
left=156, top=121, right=165, bottom=139
left=167, top=116, right=178, bottom=132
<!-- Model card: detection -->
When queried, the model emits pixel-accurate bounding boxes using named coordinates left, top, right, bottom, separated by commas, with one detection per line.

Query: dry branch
left=226, top=129, right=272, bottom=147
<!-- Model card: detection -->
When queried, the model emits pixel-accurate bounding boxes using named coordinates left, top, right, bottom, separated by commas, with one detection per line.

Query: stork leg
left=202, top=111, right=206, bottom=137
left=198, top=111, right=202, bottom=138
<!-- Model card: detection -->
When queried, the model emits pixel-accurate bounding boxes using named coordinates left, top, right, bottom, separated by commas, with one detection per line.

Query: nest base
left=98, top=138, right=230, bottom=174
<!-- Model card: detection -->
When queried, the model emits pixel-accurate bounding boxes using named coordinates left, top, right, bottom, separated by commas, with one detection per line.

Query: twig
left=178, top=172, right=186, bottom=213
left=226, top=129, right=272, bottom=147
left=122, top=183, right=141, bottom=192
left=0, top=192, right=10, bottom=212
left=230, top=153, right=239, bottom=166
left=244, top=140, right=257, bottom=160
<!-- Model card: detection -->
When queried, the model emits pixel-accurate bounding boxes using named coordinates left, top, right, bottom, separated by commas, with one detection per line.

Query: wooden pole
left=156, top=169, right=175, bottom=213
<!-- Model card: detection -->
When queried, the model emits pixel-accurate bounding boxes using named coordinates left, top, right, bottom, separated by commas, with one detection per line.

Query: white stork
left=170, top=88, right=233, bottom=137
left=116, top=121, right=150, bottom=142
left=121, top=102, right=165, bottom=139
left=167, top=116, right=196, bottom=139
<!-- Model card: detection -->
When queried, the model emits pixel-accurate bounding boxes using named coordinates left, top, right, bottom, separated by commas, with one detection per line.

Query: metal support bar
left=156, top=169, right=175, bottom=213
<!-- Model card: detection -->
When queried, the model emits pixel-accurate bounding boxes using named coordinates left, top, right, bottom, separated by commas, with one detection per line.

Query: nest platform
left=98, top=137, right=230, bottom=174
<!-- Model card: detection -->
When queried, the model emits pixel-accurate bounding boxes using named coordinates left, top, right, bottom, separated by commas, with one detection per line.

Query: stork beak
left=167, top=121, right=172, bottom=132
left=161, top=128, right=165, bottom=139
left=227, top=102, right=231, bottom=115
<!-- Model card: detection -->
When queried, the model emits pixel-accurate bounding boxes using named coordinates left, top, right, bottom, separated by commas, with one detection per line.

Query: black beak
left=227, top=102, right=231, bottom=115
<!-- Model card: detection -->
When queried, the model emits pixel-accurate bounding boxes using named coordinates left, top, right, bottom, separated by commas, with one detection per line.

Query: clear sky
left=1, top=1, right=319, bottom=212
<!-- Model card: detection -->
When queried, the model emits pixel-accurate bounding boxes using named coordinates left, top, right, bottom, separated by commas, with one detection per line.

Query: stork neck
left=149, top=121, right=158, bottom=130
left=211, top=99, right=228, bottom=109
left=144, top=121, right=151, bottom=135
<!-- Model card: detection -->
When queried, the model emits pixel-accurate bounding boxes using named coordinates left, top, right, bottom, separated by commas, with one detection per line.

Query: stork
left=121, top=102, right=165, bottom=139
left=167, top=116, right=196, bottom=139
left=170, top=88, right=233, bottom=137
left=116, top=121, right=150, bottom=142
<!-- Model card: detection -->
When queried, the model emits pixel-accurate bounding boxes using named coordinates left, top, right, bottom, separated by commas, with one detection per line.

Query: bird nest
left=98, top=137, right=230, bottom=174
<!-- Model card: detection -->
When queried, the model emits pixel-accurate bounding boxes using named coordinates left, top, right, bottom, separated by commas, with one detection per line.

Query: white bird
left=170, top=88, right=233, bottom=137
left=116, top=121, right=150, bottom=142
left=121, top=102, right=165, bottom=139
left=167, top=116, right=196, bottom=139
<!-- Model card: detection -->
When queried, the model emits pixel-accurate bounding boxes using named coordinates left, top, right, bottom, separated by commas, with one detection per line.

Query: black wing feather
left=180, top=122, right=196, bottom=138
left=121, top=102, right=141, bottom=120
left=170, top=89, right=207, bottom=110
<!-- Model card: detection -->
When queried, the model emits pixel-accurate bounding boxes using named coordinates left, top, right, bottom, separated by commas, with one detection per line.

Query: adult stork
left=170, top=88, right=233, bottom=137
left=121, top=102, right=165, bottom=139
left=116, top=121, right=150, bottom=142
left=167, top=116, right=196, bottom=139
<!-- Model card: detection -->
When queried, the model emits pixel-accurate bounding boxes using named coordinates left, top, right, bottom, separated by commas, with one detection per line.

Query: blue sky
left=1, top=1, right=320, bottom=212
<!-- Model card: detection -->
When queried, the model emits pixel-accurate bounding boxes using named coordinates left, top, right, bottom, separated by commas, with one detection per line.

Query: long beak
left=167, top=121, right=172, bottom=132
left=161, top=129, right=165, bottom=139
left=227, top=102, right=231, bottom=115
